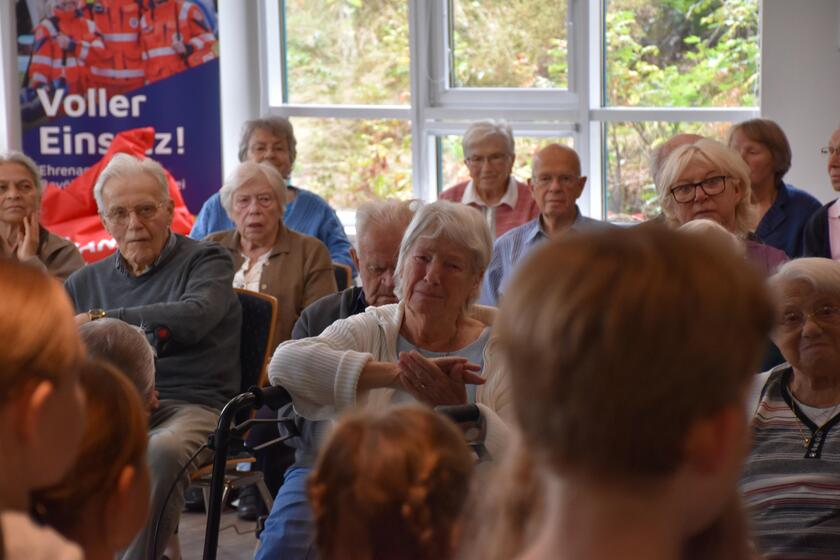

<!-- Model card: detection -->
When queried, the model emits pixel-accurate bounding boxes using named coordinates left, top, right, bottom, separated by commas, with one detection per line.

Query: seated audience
left=65, top=153, right=241, bottom=560
left=0, top=151, right=84, bottom=280
left=79, top=318, right=157, bottom=410
left=439, top=120, right=538, bottom=238
left=0, top=260, right=86, bottom=560
left=742, top=258, right=840, bottom=557
left=189, top=116, right=355, bottom=271
left=463, top=226, right=773, bottom=560
left=207, top=161, right=337, bottom=348
left=481, top=143, right=610, bottom=306
left=803, top=125, right=840, bottom=259
left=257, top=200, right=510, bottom=560
left=309, top=404, right=474, bottom=560
left=33, top=359, right=149, bottom=560
left=729, top=118, right=821, bottom=258
left=657, top=138, right=788, bottom=275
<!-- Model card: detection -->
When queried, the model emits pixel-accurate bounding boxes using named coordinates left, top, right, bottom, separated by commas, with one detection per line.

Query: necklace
left=793, top=399, right=840, bottom=448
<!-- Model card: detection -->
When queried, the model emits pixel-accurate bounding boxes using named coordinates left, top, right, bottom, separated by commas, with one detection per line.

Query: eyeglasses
left=669, top=175, right=728, bottom=204
left=233, top=193, right=276, bottom=209
left=534, top=174, right=580, bottom=188
left=778, top=304, right=840, bottom=331
left=104, top=201, right=166, bottom=224
left=820, top=146, right=840, bottom=157
left=465, top=153, right=510, bottom=167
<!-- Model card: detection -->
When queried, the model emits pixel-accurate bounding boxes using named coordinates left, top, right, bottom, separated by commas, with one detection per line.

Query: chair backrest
left=235, top=288, right=278, bottom=392
left=333, top=262, right=353, bottom=291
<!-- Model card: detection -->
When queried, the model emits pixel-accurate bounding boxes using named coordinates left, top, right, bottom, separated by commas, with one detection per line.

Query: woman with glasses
left=0, top=151, right=84, bottom=280
left=741, top=258, right=840, bottom=557
left=656, top=138, right=788, bottom=276
left=438, top=120, right=539, bottom=238
left=729, top=119, right=821, bottom=258
left=803, top=126, right=840, bottom=259
left=206, top=161, right=337, bottom=348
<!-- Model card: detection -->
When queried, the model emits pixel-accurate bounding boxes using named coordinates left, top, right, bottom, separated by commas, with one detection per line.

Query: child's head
left=308, top=404, right=474, bottom=560
left=0, top=260, right=86, bottom=500
left=33, top=359, right=149, bottom=551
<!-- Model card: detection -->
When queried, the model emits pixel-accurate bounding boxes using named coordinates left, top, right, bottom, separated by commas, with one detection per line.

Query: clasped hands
left=0, top=213, right=40, bottom=261
left=395, top=351, right=484, bottom=406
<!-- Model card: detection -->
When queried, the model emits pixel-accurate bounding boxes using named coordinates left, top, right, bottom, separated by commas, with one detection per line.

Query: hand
left=16, top=212, right=40, bottom=261
left=74, top=312, right=91, bottom=326
left=398, top=351, right=484, bottom=406
left=172, top=37, right=186, bottom=55
left=57, top=33, right=71, bottom=51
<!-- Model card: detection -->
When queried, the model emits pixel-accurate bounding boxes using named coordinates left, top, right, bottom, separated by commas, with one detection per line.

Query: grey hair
left=394, top=200, right=493, bottom=310
left=462, top=120, right=515, bottom=157
left=238, top=116, right=298, bottom=169
left=93, top=153, right=170, bottom=213
left=769, top=258, right=840, bottom=302
left=355, top=198, right=421, bottom=246
left=78, top=318, right=155, bottom=402
left=0, top=151, right=42, bottom=198
left=656, top=138, right=757, bottom=237
left=678, top=218, right=744, bottom=257
left=219, top=161, right=287, bottom=217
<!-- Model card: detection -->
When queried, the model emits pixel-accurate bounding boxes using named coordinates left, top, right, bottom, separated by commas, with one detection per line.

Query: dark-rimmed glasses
left=669, top=175, right=728, bottom=204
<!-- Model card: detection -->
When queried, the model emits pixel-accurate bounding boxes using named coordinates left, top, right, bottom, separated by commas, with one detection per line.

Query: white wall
left=0, top=0, right=21, bottom=152
left=762, top=0, right=840, bottom=203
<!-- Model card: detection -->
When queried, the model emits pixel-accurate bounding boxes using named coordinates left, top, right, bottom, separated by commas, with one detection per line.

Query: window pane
left=437, top=135, right=574, bottom=194
left=450, top=0, right=568, bottom=89
left=284, top=1, right=410, bottom=105
left=291, top=118, right=413, bottom=210
left=605, top=0, right=759, bottom=107
left=604, top=121, right=732, bottom=223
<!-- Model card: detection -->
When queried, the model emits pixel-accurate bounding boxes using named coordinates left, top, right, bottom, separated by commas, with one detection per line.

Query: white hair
left=678, top=218, right=744, bottom=256
left=769, top=258, right=840, bottom=301
left=78, top=318, right=155, bottom=402
left=355, top=199, right=421, bottom=246
left=462, top=120, right=515, bottom=157
left=219, top=161, right=287, bottom=217
left=394, top=200, right=492, bottom=309
left=93, top=153, right=170, bottom=213
left=0, top=151, right=42, bottom=198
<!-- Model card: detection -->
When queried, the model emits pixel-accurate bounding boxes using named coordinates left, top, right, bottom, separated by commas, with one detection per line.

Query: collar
left=220, top=222, right=293, bottom=258
left=528, top=206, right=583, bottom=243
left=462, top=176, right=518, bottom=209
left=115, top=231, right=176, bottom=276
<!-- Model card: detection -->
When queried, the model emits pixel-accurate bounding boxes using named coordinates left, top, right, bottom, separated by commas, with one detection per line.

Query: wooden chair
left=333, top=262, right=353, bottom=291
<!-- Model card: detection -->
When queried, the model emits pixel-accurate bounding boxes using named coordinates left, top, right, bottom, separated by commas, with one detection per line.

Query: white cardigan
left=269, top=301, right=512, bottom=452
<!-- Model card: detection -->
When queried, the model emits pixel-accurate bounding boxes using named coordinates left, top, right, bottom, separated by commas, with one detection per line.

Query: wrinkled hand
left=16, top=213, right=40, bottom=261
left=57, top=33, right=71, bottom=51
left=398, top=351, right=484, bottom=406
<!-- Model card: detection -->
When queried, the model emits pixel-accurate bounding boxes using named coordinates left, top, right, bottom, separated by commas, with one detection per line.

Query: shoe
left=183, top=485, right=205, bottom=512
left=237, top=485, right=264, bottom=521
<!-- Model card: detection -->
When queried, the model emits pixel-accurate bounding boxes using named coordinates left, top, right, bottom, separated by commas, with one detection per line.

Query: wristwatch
left=88, top=308, right=107, bottom=321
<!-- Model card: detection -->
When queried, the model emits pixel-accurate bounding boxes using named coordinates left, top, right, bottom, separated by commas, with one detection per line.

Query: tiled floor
left=179, top=508, right=259, bottom=560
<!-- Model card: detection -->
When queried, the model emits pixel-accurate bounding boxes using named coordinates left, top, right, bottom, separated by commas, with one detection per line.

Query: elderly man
left=439, top=120, right=538, bottom=238
left=480, top=144, right=610, bottom=306
left=189, top=116, right=355, bottom=271
left=253, top=198, right=417, bottom=560
left=803, top=125, right=840, bottom=258
left=65, top=153, right=241, bottom=560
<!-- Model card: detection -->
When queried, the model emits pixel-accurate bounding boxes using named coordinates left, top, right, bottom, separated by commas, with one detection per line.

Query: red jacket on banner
left=140, top=0, right=217, bottom=84
left=82, top=0, right=146, bottom=94
left=28, top=6, right=108, bottom=94
left=40, top=127, right=195, bottom=263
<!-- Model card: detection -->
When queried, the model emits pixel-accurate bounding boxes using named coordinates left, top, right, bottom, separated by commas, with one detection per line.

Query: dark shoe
left=237, top=485, right=264, bottom=521
left=183, top=485, right=205, bottom=512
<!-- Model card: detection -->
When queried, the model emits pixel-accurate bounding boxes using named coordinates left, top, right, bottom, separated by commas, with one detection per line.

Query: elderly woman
left=255, top=200, right=509, bottom=560
left=190, top=116, right=355, bottom=271
left=729, top=118, right=821, bottom=258
left=439, top=120, right=538, bottom=238
left=657, top=138, right=788, bottom=275
left=206, top=161, right=337, bottom=348
left=742, top=258, right=840, bottom=557
left=0, top=151, right=84, bottom=280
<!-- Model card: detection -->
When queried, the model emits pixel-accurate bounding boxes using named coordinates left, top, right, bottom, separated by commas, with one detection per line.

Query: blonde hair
left=308, top=404, right=474, bottom=560
left=656, top=139, right=757, bottom=236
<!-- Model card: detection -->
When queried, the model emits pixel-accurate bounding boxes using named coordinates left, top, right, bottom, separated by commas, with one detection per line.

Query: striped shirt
left=741, top=366, right=840, bottom=558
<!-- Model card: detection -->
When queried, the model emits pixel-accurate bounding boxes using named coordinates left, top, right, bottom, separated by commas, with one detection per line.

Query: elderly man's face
left=354, top=222, right=403, bottom=306
left=529, top=147, right=586, bottom=221
left=464, top=134, right=514, bottom=197
left=247, top=128, right=293, bottom=179
left=772, top=280, right=840, bottom=375
left=827, top=128, right=840, bottom=192
left=101, top=172, right=173, bottom=275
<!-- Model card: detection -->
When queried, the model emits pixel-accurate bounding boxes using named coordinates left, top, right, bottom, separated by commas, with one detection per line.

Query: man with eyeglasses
left=480, top=143, right=610, bottom=306
left=64, top=153, right=242, bottom=560
left=439, top=120, right=539, bottom=238
left=803, top=127, right=840, bottom=259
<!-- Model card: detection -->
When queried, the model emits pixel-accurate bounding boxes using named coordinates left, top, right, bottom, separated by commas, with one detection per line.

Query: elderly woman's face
left=247, top=128, right=293, bottom=179
left=464, top=134, right=514, bottom=196
left=0, top=162, right=38, bottom=225
left=670, top=157, right=742, bottom=233
left=730, top=130, right=775, bottom=190
left=229, top=177, right=283, bottom=243
left=773, top=280, right=840, bottom=375
left=402, top=236, right=479, bottom=317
